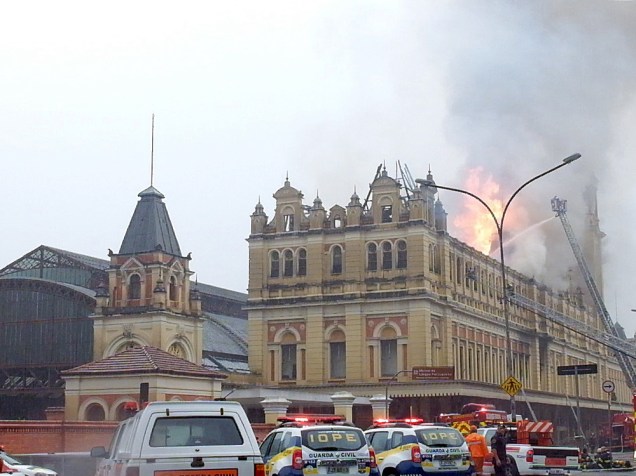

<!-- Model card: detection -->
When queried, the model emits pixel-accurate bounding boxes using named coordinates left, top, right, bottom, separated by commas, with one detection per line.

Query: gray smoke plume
left=427, top=1, right=636, bottom=320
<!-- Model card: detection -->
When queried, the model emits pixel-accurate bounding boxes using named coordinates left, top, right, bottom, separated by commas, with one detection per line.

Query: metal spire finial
left=150, top=114, right=155, bottom=187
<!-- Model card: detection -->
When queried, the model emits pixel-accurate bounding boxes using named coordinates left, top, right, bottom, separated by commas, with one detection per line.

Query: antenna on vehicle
left=215, top=387, right=236, bottom=401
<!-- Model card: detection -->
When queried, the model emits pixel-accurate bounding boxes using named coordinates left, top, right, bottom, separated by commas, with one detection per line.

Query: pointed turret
left=93, top=184, right=202, bottom=364
left=346, top=189, right=362, bottom=227
left=251, top=199, right=268, bottom=234
left=119, top=186, right=182, bottom=256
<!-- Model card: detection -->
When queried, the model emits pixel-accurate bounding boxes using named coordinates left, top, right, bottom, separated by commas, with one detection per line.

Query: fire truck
left=598, top=413, right=636, bottom=452
left=438, top=403, right=508, bottom=435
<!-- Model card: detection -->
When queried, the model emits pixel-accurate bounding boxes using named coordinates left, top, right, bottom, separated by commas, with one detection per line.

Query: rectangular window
left=284, top=214, right=294, bottom=232
left=330, top=342, right=346, bottom=379
left=381, top=205, right=392, bottom=223
left=380, top=340, right=397, bottom=377
left=281, top=344, right=297, bottom=380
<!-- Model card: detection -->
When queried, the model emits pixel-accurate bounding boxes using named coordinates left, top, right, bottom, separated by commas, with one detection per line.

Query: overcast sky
left=2, top=1, right=636, bottom=335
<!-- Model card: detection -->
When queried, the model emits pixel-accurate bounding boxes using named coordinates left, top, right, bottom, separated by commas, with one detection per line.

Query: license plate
left=548, top=470, right=566, bottom=475
left=439, top=460, right=457, bottom=467
left=155, top=470, right=239, bottom=476
left=327, top=467, right=350, bottom=473
left=545, top=458, right=566, bottom=466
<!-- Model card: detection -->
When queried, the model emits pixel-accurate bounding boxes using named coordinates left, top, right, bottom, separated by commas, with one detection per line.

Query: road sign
left=556, top=364, right=598, bottom=376
left=501, top=376, right=522, bottom=396
left=602, top=380, right=615, bottom=393
left=411, top=366, right=455, bottom=380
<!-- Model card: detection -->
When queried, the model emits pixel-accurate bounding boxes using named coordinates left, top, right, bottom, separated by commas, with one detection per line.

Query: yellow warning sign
left=501, top=376, right=522, bottom=396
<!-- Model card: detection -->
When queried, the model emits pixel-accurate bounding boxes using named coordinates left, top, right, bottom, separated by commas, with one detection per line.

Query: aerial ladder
left=506, top=198, right=636, bottom=372
left=506, top=292, right=636, bottom=362
left=532, top=197, right=636, bottom=389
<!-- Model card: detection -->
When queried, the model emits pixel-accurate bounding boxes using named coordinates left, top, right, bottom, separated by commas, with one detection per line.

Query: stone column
left=260, top=397, right=292, bottom=425
left=331, top=391, right=356, bottom=422
left=369, top=394, right=391, bottom=421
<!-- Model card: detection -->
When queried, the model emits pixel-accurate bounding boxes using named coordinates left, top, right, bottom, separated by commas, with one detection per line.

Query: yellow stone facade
left=92, top=249, right=204, bottom=362
left=247, top=169, right=630, bottom=408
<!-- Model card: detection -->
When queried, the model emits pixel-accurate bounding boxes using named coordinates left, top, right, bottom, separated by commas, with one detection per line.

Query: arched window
left=380, top=326, right=397, bottom=377
left=329, top=329, right=346, bottom=379
left=283, top=250, right=294, bottom=277
left=280, top=332, right=297, bottom=381
left=396, top=240, right=407, bottom=269
left=382, top=242, right=393, bottom=270
left=85, top=403, right=106, bottom=421
left=129, top=274, right=141, bottom=300
left=169, top=276, right=178, bottom=301
left=270, top=251, right=280, bottom=278
left=367, top=243, right=377, bottom=271
left=331, top=246, right=343, bottom=274
left=297, top=249, right=307, bottom=276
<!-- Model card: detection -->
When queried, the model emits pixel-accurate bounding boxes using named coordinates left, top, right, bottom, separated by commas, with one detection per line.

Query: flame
left=453, top=167, right=504, bottom=255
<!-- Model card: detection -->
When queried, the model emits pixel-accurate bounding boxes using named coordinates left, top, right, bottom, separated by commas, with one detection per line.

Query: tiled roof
left=61, top=346, right=227, bottom=379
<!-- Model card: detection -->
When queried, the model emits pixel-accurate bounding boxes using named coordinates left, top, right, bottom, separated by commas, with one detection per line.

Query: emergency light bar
left=277, top=414, right=346, bottom=424
left=372, top=417, right=425, bottom=425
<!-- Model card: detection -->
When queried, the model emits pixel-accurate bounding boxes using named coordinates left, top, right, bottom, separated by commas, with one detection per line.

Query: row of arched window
left=126, top=273, right=179, bottom=301
left=269, top=240, right=410, bottom=278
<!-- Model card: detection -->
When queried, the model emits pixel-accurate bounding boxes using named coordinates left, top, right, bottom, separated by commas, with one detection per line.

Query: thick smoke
left=429, top=1, right=636, bottom=315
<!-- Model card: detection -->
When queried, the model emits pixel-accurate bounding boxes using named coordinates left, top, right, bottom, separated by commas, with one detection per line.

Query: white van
left=90, top=400, right=265, bottom=476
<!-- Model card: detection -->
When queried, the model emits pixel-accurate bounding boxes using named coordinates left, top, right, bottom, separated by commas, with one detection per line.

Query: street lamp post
left=385, top=369, right=412, bottom=419
left=416, top=153, right=580, bottom=421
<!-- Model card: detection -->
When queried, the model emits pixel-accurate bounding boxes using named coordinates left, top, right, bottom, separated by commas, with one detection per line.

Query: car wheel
left=505, top=458, right=519, bottom=476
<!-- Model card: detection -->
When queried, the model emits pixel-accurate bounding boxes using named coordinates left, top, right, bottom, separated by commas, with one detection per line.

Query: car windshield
left=415, top=428, right=464, bottom=448
left=0, top=452, right=23, bottom=465
left=302, top=428, right=365, bottom=451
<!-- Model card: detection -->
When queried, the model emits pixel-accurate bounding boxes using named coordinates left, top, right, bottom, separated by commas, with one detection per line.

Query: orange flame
left=453, top=167, right=504, bottom=255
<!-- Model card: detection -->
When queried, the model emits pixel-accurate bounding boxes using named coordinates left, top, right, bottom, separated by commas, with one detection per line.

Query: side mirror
left=90, top=446, right=108, bottom=458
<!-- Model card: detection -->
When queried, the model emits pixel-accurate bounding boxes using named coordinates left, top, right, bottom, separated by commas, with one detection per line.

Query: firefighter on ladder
left=465, top=425, right=489, bottom=476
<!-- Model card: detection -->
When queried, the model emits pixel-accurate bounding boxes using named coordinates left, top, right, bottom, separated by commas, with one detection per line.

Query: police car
left=364, top=419, right=473, bottom=476
left=260, top=415, right=378, bottom=476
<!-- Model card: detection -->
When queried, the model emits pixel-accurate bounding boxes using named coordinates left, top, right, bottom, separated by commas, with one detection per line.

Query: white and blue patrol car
left=260, top=415, right=379, bottom=476
left=364, top=419, right=473, bottom=476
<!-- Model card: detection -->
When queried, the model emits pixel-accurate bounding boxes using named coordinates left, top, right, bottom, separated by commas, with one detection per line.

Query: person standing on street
left=491, top=424, right=509, bottom=476
left=465, top=425, right=489, bottom=476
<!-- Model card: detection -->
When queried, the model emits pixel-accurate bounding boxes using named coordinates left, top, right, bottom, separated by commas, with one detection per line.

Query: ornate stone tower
left=92, top=186, right=203, bottom=363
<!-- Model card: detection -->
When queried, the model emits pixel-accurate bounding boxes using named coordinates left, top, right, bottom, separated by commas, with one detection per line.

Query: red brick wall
left=0, top=421, right=117, bottom=454
left=0, top=421, right=276, bottom=454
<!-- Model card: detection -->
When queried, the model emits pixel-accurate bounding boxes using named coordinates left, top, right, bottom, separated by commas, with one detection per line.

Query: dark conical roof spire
left=118, top=186, right=182, bottom=256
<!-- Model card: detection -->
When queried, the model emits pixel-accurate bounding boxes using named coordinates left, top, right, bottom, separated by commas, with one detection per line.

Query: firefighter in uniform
left=465, top=425, right=489, bottom=476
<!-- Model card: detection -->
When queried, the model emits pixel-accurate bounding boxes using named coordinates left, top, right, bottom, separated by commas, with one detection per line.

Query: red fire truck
left=598, top=413, right=636, bottom=452
left=438, top=403, right=508, bottom=434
